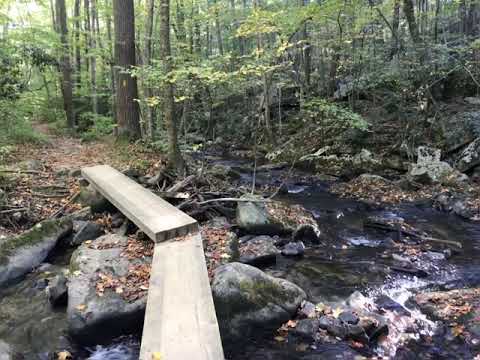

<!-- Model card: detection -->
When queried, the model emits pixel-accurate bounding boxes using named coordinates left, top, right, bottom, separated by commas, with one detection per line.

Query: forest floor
left=0, top=123, right=162, bottom=237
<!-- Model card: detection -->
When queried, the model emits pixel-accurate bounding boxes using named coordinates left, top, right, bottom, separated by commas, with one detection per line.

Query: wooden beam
left=139, top=233, right=224, bottom=360
left=81, top=165, right=198, bottom=242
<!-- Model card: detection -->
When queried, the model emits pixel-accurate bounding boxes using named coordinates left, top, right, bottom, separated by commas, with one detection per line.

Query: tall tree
left=403, top=0, right=420, bottom=44
left=55, top=0, right=75, bottom=129
left=144, top=0, right=156, bottom=138
left=73, top=0, right=81, bottom=88
left=90, top=0, right=98, bottom=115
left=160, top=0, right=185, bottom=172
left=113, top=0, right=141, bottom=139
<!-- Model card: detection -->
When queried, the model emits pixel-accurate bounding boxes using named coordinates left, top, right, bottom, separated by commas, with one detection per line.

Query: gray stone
left=338, top=311, right=359, bottom=325
left=409, top=146, right=468, bottom=185
left=291, top=319, right=320, bottom=341
left=456, top=138, right=480, bottom=172
left=0, top=218, right=72, bottom=287
left=281, top=241, right=305, bottom=256
left=465, top=97, right=480, bottom=105
left=298, top=300, right=316, bottom=319
left=71, top=221, right=103, bottom=246
left=238, top=235, right=280, bottom=265
left=47, top=273, right=68, bottom=307
left=212, top=262, right=306, bottom=343
left=236, top=196, right=320, bottom=239
left=318, top=316, right=346, bottom=338
left=67, top=234, right=149, bottom=344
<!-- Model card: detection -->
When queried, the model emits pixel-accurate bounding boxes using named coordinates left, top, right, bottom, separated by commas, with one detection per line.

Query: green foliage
left=79, top=113, right=116, bottom=141
left=303, top=98, right=368, bottom=130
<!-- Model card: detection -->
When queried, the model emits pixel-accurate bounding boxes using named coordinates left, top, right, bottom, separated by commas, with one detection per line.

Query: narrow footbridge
left=82, top=165, right=224, bottom=360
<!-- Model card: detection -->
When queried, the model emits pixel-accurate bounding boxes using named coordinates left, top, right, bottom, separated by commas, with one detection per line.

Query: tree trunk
left=106, top=2, right=116, bottom=121
left=144, top=0, right=156, bottom=138
left=84, top=0, right=90, bottom=72
left=113, top=0, right=141, bottom=139
left=403, top=0, right=421, bottom=44
left=391, top=0, right=400, bottom=56
left=74, top=0, right=81, bottom=89
left=90, top=0, right=98, bottom=115
left=160, top=0, right=185, bottom=172
left=213, top=0, right=224, bottom=55
left=55, top=0, right=75, bottom=129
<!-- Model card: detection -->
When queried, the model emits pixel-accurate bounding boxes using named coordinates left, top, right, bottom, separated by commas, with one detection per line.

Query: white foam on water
left=87, top=343, right=139, bottom=360
left=361, top=275, right=438, bottom=358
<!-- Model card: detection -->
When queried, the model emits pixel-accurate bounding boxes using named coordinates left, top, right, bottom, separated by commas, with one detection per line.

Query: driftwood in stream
left=365, top=216, right=462, bottom=249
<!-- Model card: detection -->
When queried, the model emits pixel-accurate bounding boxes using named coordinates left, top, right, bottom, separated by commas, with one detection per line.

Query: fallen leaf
left=76, top=304, right=86, bottom=311
left=274, top=336, right=286, bottom=342
left=152, top=352, right=162, bottom=360
left=57, top=351, right=72, bottom=360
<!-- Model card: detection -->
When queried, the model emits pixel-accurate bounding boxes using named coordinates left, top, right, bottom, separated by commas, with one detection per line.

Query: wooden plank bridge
left=82, top=165, right=224, bottom=360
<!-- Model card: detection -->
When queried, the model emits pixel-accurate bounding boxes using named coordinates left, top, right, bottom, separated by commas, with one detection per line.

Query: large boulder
left=212, top=262, right=306, bottom=344
left=456, top=138, right=480, bottom=173
left=0, top=218, right=72, bottom=287
left=440, top=111, right=480, bottom=151
left=236, top=196, right=320, bottom=240
left=408, top=146, right=467, bottom=185
left=71, top=221, right=103, bottom=246
left=67, top=234, right=150, bottom=344
left=77, top=185, right=115, bottom=213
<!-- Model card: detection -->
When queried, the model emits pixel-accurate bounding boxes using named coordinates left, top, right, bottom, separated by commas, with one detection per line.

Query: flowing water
left=1, top=160, right=480, bottom=359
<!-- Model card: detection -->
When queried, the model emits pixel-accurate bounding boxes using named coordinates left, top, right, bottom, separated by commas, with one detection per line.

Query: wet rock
left=408, top=146, right=467, bottom=185
left=67, top=234, right=149, bottom=344
left=376, top=295, right=410, bottom=317
left=67, top=207, right=91, bottom=221
left=47, top=273, right=68, bottom=307
left=318, top=316, right=346, bottom=338
left=236, top=196, right=320, bottom=241
left=212, top=262, right=306, bottom=343
left=338, top=311, right=359, bottom=325
left=345, top=324, right=369, bottom=343
left=456, top=138, right=480, bottom=172
left=0, top=217, right=72, bottom=287
left=238, top=235, right=280, bottom=265
left=71, top=221, right=103, bottom=246
left=433, top=192, right=474, bottom=219
left=357, top=173, right=390, bottom=182
left=390, top=264, right=428, bottom=278
left=292, top=225, right=321, bottom=245
left=0, top=267, right=73, bottom=358
left=298, top=300, right=316, bottom=319
left=281, top=241, right=305, bottom=256
left=291, top=319, right=320, bottom=341
left=111, top=213, right=126, bottom=228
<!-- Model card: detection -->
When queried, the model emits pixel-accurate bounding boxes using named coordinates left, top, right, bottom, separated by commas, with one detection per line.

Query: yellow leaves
left=332, top=307, right=343, bottom=319
left=76, top=304, right=86, bottom=312
left=451, top=324, right=465, bottom=338
left=152, top=352, right=162, bottom=360
left=274, top=335, right=286, bottom=342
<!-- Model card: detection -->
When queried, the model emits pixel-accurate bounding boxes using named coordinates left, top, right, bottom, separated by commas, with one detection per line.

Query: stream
left=1, top=158, right=479, bottom=359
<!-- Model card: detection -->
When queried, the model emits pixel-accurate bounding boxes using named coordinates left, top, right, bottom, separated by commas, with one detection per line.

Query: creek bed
left=1, top=162, right=480, bottom=359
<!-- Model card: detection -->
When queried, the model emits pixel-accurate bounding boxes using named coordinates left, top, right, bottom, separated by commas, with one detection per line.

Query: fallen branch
left=0, top=208, right=28, bottom=214
left=197, top=197, right=271, bottom=205
left=0, top=169, right=43, bottom=175
left=51, top=191, right=81, bottom=218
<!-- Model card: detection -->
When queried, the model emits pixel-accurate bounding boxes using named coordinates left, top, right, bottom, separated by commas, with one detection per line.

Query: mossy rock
left=236, top=195, right=320, bottom=241
left=212, top=262, right=306, bottom=345
left=0, top=217, right=72, bottom=287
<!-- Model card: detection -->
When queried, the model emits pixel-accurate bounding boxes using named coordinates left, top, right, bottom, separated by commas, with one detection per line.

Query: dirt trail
left=0, top=125, right=113, bottom=237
